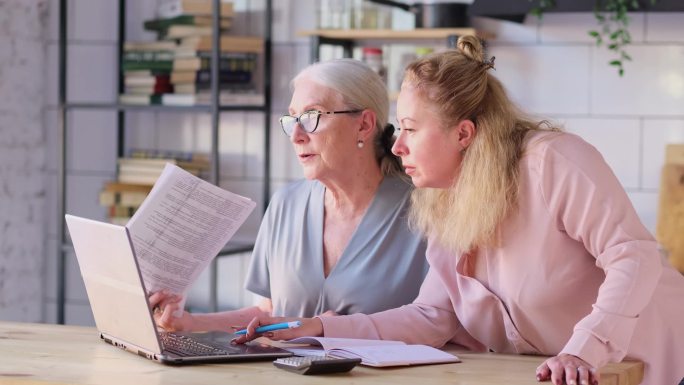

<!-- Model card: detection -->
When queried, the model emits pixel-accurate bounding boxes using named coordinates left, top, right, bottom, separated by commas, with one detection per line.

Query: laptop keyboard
left=160, top=333, right=238, bottom=357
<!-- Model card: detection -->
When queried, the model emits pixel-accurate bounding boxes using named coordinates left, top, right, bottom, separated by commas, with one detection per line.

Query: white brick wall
left=2, top=0, right=682, bottom=324
left=0, top=0, right=48, bottom=322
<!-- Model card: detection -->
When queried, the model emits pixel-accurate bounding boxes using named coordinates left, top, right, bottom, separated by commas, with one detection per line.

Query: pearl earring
left=357, top=140, right=364, bottom=149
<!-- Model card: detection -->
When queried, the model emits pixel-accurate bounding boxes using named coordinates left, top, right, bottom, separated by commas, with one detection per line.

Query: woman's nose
left=290, top=122, right=308, bottom=143
left=391, top=134, right=406, bottom=156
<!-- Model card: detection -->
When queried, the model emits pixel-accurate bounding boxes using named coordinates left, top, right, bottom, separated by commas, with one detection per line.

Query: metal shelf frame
left=56, top=0, right=272, bottom=323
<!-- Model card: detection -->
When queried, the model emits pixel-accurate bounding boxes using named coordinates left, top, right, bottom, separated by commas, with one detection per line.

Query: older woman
left=238, top=37, right=684, bottom=385
left=150, top=59, right=428, bottom=330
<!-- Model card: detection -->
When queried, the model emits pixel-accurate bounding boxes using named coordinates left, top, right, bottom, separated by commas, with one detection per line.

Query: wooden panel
left=657, top=153, right=684, bottom=272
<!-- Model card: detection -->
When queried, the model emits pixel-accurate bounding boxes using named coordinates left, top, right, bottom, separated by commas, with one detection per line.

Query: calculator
left=273, top=355, right=362, bottom=375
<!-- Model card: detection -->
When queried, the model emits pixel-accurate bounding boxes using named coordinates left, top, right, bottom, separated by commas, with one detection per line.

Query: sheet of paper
left=285, top=337, right=405, bottom=351
left=329, top=344, right=460, bottom=367
left=126, top=163, right=256, bottom=297
left=284, top=337, right=459, bottom=367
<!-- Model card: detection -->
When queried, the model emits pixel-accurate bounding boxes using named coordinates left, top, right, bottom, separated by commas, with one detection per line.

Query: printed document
left=127, top=163, right=256, bottom=299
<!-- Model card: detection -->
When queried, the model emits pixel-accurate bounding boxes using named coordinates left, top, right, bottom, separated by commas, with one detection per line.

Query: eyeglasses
left=279, top=110, right=363, bottom=136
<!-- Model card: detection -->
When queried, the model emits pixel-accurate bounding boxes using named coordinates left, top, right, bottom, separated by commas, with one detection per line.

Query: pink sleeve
left=319, top=266, right=484, bottom=350
left=539, top=134, right=662, bottom=367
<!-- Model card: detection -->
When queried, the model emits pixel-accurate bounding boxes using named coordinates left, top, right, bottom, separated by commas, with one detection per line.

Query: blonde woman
left=238, top=37, right=684, bottom=385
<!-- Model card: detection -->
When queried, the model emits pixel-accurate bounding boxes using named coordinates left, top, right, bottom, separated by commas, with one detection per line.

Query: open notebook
left=282, top=337, right=460, bottom=367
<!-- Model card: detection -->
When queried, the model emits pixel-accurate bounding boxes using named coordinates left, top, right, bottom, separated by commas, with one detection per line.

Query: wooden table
left=0, top=322, right=643, bottom=385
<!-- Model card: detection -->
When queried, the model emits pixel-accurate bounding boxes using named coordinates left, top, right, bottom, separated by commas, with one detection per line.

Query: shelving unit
left=56, top=0, right=272, bottom=324
left=298, top=28, right=494, bottom=61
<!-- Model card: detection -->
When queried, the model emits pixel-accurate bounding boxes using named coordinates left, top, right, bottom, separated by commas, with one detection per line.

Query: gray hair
left=292, top=58, right=403, bottom=178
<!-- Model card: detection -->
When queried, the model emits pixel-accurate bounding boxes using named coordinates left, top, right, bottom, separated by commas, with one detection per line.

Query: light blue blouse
left=244, top=176, right=429, bottom=317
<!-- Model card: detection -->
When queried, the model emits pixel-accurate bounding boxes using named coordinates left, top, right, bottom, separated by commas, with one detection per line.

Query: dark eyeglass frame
left=279, top=109, right=363, bottom=136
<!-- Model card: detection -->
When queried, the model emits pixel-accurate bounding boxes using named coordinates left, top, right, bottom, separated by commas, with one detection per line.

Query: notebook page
left=328, top=345, right=460, bottom=367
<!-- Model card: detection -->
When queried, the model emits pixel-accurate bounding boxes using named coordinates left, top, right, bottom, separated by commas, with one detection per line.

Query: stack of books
left=99, top=150, right=211, bottom=224
left=119, top=0, right=265, bottom=106
left=120, top=41, right=177, bottom=105
left=99, top=182, right=153, bottom=225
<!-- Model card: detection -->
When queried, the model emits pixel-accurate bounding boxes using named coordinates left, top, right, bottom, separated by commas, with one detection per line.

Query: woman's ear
left=455, top=119, right=476, bottom=150
left=358, top=109, right=377, bottom=141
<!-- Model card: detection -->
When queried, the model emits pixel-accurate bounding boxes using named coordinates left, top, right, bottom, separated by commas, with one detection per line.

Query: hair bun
left=456, top=35, right=485, bottom=63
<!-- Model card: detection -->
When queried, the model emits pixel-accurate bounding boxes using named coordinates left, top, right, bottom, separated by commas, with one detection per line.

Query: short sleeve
left=243, top=199, right=277, bottom=299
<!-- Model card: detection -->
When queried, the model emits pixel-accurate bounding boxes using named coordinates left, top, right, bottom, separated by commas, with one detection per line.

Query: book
left=178, top=35, right=263, bottom=53
left=161, top=91, right=264, bottom=106
left=165, top=25, right=214, bottom=39
left=127, top=163, right=256, bottom=299
left=123, top=41, right=178, bottom=52
left=118, top=93, right=163, bottom=105
left=116, top=157, right=209, bottom=185
left=171, top=69, right=252, bottom=85
left=122, top=50, right=175, bottom=72
left=144, top=15, right=232, bottom=32
left=282, top=337, right=460, bottom=367
left=99, top=190, right=149, bottom=207
left=158, top=0, right=235, bottom=19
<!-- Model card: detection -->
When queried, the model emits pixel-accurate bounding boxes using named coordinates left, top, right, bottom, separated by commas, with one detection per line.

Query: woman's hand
left=536, top=353, right=599, bottom=385
left=148, top=290, right=193, bottom=332
left=232, top=315, right=323, bottom=344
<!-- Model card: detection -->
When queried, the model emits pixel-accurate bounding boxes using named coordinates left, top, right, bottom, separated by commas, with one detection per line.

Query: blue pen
left=234, top=321, right=302, bottom=335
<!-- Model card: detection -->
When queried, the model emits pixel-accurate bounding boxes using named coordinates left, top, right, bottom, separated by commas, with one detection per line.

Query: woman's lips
left=403, top=165, right=415, bottom=175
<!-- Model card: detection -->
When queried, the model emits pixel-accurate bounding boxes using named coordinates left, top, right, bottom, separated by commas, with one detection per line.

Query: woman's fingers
left=156, top=302, right=181, bottom=330
left=148, top=291, right=167, bottom=308
left=266, top=318, right=323, bottom=341
left=537, top=354, right=598, bottom=385
left=231, top=316, right=323, bottom=344
left=148, top=290, right=181, bottom=310
left=536, top=361, right=551, bottom=381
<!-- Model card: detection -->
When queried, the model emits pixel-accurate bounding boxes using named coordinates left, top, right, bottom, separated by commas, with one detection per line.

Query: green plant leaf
left=532, top=0, right=658, bottom=76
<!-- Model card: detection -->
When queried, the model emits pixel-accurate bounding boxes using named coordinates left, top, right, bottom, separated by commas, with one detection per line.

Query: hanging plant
left=530, top=0, right=658, bottom=76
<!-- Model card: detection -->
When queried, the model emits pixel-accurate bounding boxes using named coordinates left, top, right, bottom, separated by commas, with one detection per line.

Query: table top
left=0, top=321, right=643, bottom=385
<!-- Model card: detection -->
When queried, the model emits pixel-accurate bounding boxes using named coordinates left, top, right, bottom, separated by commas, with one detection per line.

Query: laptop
left=64, top=214, right=292, bottom=365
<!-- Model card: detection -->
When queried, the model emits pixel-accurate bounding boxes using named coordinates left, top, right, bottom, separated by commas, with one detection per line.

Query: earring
left=357, top=140, right=364, bottom=149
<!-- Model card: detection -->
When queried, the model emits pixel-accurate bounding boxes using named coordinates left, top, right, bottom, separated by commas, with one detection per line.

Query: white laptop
left=64, top=214, right=292, bottom=365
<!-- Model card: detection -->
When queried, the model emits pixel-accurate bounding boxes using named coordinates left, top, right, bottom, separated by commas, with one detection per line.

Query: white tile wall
left=472, top=16, right=539, bottom=44
left=645, top=13, right=684, bottom=43
left=491, top=45, right=592, bottom=115
left=68, top=110, right=119, bottom=172
left=628, top=191, right=660, bottom=234
left=591, top=45, right=684, bottom=116
left=540, top=13, right=646, bottom=44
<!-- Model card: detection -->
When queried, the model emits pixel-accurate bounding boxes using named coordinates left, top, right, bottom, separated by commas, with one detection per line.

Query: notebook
left=282, top=337, right=460, bottom=367
left=64, top=214, right=292, bottom=365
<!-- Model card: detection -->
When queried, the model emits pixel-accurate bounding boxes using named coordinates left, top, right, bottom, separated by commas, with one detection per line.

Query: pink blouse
left=320, top=131, right=684, bottom=385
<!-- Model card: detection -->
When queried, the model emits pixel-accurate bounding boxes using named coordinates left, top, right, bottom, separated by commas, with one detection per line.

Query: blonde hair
left=293, top=58, right=403, bottom=178
left=406, top=36, right=557, bottom=254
